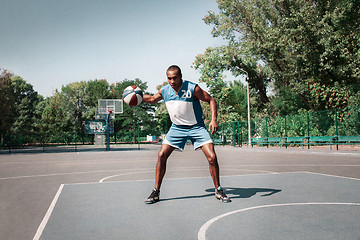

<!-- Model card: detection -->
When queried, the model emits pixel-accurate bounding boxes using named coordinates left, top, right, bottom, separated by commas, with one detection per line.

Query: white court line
left=33, top=184, right=64, bottom=240
left=3, top=162, right=357, bottom=182
left=94, top=171, right=359, bottom=186
left=0, top=159, right=155, bottom=165
left=198, top=202, right=360, bottom=240
left=0, top=168, right=153, bottom=180
left=99, top=171, right=154, bottom=182
left=0, top=165, right=272, bottom=181
left=98, top=168, right=275, bottom=182
left=303, top=171, right=360, bottom=181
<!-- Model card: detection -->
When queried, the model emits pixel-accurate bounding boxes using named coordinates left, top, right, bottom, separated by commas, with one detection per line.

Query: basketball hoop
left=98, top=99, right=123, bottom=115
left=96, top=99, right=123, bottom=151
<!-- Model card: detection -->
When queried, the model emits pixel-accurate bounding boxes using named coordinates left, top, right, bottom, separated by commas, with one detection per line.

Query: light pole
left=236, top=66, right=251, bottom=146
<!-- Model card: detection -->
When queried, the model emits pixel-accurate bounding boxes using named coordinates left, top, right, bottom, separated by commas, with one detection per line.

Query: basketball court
left=36, top=172, right=360, bottom=240
left=0, top=145, right=359, bottom=240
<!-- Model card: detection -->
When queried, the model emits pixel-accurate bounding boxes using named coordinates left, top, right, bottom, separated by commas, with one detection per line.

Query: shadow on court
left=161, top=187, right=281, bottom=202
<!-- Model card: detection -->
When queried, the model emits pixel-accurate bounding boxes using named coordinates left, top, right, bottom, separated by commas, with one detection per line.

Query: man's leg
left=155, top=144, right=175, bottom=190
left=145, top=144, right=175, bottom=204
left=201, top=143, right=231, bottom=202
left=200, top=143, right=220, bottom=188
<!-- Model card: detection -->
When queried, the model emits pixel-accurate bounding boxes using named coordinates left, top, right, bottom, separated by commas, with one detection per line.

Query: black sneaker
left=215, top=188, right=231, bottom=203
left=145, top=189, right=160, bottom=204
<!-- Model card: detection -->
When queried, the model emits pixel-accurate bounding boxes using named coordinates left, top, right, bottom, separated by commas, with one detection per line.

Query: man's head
left=166, top=65, right=182, bottom=91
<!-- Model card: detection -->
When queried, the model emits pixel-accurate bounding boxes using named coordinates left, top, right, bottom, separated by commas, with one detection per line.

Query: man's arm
left=142, top=90, right=163, bottom=104
left=193, top=85, right=218, bottom=134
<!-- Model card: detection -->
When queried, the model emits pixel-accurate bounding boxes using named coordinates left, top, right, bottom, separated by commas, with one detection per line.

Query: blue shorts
left=163, top=122, right=213, bottom=151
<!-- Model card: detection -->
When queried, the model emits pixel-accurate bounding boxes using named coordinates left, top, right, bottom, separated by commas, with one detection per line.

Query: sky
left=0, top=0, right=227, bottom=97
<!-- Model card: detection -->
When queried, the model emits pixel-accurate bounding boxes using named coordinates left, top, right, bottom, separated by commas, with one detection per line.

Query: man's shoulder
left=183, top=80, right=198, bottom=89
left=160, top=83, right=171, bottom=92
left=183, top=80, right=197, bottom=85
left=160, top=84, right=173, bottom=100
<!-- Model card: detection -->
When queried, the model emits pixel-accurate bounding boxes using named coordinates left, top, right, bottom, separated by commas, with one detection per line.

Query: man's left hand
left=209, top=120, right=218, bottom=135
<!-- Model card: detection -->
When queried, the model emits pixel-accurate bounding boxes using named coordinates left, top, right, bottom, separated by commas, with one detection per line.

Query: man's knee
left=158, top=145, right=173, bottom=162
left=158, top=150, right=168, bottom=162
left=207, top=152, right=218, bottom=166
left=201, top=143, right=218, bottom=165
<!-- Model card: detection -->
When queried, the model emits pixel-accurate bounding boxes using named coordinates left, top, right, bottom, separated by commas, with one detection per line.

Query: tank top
left=161, top=80, right=203, bottom=126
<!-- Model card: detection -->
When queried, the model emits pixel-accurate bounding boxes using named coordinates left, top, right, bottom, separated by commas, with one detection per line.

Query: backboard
left=85, top=120, right=114, bottom=134
left=98, top=99, right=123, bottom=115
left=85, top=120, right=106, bottom=134
left=96, top=110, right=115, bottom=120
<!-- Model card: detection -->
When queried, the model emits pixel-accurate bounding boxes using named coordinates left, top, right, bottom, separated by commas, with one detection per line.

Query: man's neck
left=172, top=80, right=183, bottom=94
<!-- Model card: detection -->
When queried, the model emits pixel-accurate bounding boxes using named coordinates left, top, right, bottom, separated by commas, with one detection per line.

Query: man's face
left=166, top=70, right=182, bottom=91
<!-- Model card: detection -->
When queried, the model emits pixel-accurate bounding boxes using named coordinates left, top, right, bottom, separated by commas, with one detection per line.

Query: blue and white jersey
left=161, top=80, right=203, bottom=126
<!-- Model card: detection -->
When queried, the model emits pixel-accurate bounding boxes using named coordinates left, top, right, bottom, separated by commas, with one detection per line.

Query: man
left=142, top=65, right=230, bottom=203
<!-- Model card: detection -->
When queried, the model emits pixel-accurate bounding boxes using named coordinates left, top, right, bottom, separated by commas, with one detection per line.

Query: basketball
left=122, top=85, right=143, bottom=106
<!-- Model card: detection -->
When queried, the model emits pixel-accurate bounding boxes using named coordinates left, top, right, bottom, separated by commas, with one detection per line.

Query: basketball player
left=142, top=65, right=230, bottom=203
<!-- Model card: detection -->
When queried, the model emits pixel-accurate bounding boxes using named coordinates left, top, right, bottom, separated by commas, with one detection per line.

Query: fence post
left=222, top=123, right=225, bottom=146
left=237, top=122, right=241, bottom=147
left=137, top=121, right=140, bottom=150
left=266, top=117, right=269, bottom=148
left=307, top=111, right=310, bottom=149
left=42, top=136, right=45, bottom=153
left=232, top=122, right=236, bottom=147
left=335, top=109, right=338, bottom=150
left=240, top=122, right=243, bottom=147
left=284, top=115, right=287, bottom=149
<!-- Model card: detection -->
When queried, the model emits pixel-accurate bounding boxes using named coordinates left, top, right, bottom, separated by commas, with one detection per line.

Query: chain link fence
left=2, top=107, right=359, bottom=153
left=213, top=107, right=360, bottom=148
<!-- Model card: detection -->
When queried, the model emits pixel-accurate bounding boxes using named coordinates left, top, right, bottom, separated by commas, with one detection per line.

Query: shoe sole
left=145, top=198, right=159, bottom=204
left=215, top=195, right=231, bottom=203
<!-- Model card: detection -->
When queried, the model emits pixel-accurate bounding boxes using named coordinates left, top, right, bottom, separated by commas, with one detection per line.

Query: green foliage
left=60, top=81, right=88, bottom=140
left=337, top=107, right=360, bottom=136
left=267, top=116, right=285, bottom=137
left=199, top=0, right=360, bottom=115
left=154, top=103, right=171, bottom=134
left=248, top=107, right=360, bottom=139
left=0, top=68, right=169, bottom=147
left=219, top=80, right=249, bottom=122
left=40, top=92, right=72, bottom=143
left=308, top=79, right=350, bottom=110
left=193, top=45, right=271, bottom=114
left=217, top=106, right=360, bottom=146
left=0, top=72, right=43, bottom=146
left=2, top=0, right=360, bottom=146
left=193, top=46, right=228, bottom=97
left=111, top=79, right=158, bottom=141
left=0, top=69, right=15, bottom=144
left=83, top=79, right=112, bottom=119
left=10, top=76, right=43, bottom=143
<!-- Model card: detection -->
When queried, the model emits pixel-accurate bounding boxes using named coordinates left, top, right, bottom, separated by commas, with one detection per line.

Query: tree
left=111, top=79, right=157, bottom=141
left=40, top=92, right=72, bottom=143
left=60, top=81, right=88, bottom=141
left=194, top=44, right=271, bottom=108
left=83, top=79, right=111, bottom=119
left=200, top=0, right=360, bottom=115
left=225, top=80, right=249, bottom=121
left=0, top=69, right=15, bottom=145
left=10, top=76, right=43, bottom=143
left=193, top=45, right=272, bottom=118
left=153, top=82, right=171, bottom=134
